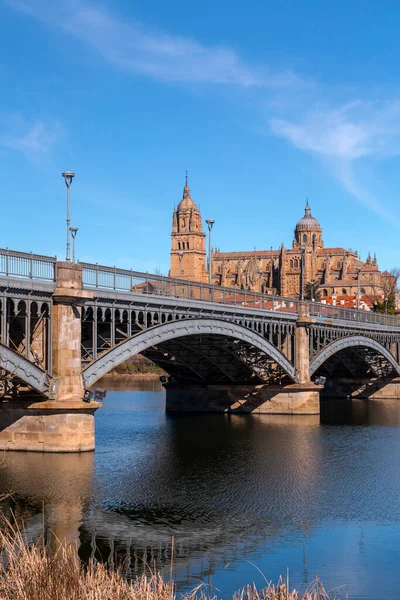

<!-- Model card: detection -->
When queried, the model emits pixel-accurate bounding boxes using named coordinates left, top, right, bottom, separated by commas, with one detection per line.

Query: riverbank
left=100, top=371, right=162, bottom=380
left=0, top=520, right=337, bottom=600
left=107, top=354, right=166, bottom=379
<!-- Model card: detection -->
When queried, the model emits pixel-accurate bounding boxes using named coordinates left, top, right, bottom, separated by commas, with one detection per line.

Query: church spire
left=183, top=170, right=191, bottom=199
left=305, top=198, right=311, bottom=217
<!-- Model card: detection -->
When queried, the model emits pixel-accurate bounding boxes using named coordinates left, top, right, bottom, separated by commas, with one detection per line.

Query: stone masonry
left=0, top=262, right=101, bottom=452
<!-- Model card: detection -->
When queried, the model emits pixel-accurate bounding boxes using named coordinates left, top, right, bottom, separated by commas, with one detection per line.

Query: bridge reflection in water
left=1, top=385, right=400, bottom=595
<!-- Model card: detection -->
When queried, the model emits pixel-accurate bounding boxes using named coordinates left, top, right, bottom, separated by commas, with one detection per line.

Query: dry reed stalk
left=0, top=516, right=340, bottom=600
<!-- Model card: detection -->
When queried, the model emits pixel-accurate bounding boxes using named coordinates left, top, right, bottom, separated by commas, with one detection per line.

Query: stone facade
left=170, top=185, right=389, bottom=300
left=169, top=174, right=207, bottom=281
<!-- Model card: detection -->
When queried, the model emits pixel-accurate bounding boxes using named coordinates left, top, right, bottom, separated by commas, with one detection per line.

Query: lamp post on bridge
left=178, top=251, right=183, bottom=279
left=62, top=171, right=75, bottom=262
left=300, top=246, right=306, bottom=301
left=70, top=227, right=78, bottom=264
left=356, top=267, right=361, bottom=310
left=178, top=251, right=184, bottom=298
left=205, top=219, right=215, bottom=285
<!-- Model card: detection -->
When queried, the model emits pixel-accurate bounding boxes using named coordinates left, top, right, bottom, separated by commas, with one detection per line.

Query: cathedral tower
left=170, top=174, right=207, bottom=281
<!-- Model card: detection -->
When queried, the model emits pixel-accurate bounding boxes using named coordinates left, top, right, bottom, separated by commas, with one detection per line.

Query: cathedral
left=170, top=176, right=387, bottom=301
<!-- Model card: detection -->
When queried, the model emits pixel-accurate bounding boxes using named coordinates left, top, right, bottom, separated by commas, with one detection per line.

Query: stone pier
left=165, top=381, right=321, bottom=414
left=321, top=377, right=400, bottom=400
left=0, top=262, right=101, bottom=452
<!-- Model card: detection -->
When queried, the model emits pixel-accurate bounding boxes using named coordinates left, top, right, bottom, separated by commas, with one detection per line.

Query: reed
left=0, top=518, right=342, bottom=600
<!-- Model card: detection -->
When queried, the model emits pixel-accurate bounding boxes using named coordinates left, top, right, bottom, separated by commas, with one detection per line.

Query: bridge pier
left=165, top=382, right=321, bottom=414
left=0, top=262, right=100, bottom=452
left=321, top=377, right=400, bottom=400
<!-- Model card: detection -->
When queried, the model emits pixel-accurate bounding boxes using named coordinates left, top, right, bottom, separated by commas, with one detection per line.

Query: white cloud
left=269, top=101, right=400, bottom=223
left=4, top=0, right=303, bottom=88
left=0, top=114, right=62, bottom=158
left=270, top=101, right=400, bottom=160
left=4, top=0, right=400, bottom=223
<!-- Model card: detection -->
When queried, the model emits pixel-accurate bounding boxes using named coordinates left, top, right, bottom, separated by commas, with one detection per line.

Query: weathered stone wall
left=0, top=403, right=96, bottom=452
left=165, top=382, right=320, bottom=415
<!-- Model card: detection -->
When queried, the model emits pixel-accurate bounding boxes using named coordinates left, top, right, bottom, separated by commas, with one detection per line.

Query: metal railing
left=0, top=248, right=56, bottom=281
left=309, top=302, right=400, bottom=327
left=81, top=262, right=299, bottom=314
left=0, top=248, right=398, bottom=328
left=81, top=262, right=400, bottom=327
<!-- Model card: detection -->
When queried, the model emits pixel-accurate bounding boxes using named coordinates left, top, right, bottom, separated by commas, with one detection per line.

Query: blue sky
left=1, top=0, right=400, bottom=273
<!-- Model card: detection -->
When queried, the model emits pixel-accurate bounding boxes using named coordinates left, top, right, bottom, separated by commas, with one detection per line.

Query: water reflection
left=0, top=452, right=94, bottom=549
left=321, top=397, right=400, bottom=425
left=0, top=383, right=400, bottom=599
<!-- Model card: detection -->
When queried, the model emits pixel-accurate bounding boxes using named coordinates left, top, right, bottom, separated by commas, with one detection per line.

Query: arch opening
left=310, top=336, right=400, bottom=380
left=83, top=318, right=296, bottom=387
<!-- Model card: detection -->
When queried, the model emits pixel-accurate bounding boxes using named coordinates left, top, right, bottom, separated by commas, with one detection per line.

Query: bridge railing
left=81, top=263, right=300, bottom=314
left=310, top=302, right=400, bottom=327
left=1, top=249, right=398, bottom=327
left=0, top=248, right=56, bottom=281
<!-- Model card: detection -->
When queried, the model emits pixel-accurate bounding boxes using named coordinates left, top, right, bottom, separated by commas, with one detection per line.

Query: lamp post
left=70, top=227, right=78, bottom=263
left=178, top=251, right=183, bottom=279
left=178, top=251, right=183, bottom=298
left=259, top=269, right=263, bottom=294
left=356, top=267, right=361, bottom=309
left=62, top=171, right=75, bottom=262
left=205, top=219, right=215, bottom=284
left=300, top=246, right=306, bottom=301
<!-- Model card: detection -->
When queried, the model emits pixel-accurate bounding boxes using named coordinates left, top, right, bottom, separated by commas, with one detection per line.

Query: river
left=0, top=380, right=399, bottom=599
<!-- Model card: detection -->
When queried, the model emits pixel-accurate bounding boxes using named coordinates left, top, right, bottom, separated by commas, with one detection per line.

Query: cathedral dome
left=295, top=201, right=321, bottom=231
left=178, top=174, right=196, bottom=211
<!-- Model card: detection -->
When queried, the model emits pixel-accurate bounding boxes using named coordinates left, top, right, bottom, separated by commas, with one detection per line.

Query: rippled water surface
left=1, top=380, right=400, bottom=599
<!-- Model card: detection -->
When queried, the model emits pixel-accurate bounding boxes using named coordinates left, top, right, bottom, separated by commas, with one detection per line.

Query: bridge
left=1, top=247, right=400, bottom=452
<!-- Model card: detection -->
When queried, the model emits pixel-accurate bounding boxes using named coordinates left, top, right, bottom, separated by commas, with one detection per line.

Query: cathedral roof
left=214, top=250, right=277, bottom=259
left=177, top=173, right=196, bottom=211
left=295, top=201, right=322, bottom=231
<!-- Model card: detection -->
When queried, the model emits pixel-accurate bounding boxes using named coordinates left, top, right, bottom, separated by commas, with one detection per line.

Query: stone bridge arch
left=82, top=317, right=296, bottom=387
left=309, top=335, right=400, bottom=377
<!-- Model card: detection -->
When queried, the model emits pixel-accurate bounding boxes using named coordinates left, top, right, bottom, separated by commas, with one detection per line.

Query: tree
left=373, top=267, right=400, bottom=314
left=304, top=279, right=321, bottom=302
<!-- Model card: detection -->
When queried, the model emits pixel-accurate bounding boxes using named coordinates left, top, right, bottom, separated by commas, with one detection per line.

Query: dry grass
left=0, top=518, right=342, bottom=600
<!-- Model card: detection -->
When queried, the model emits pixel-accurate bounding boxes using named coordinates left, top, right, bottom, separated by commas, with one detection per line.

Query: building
left=169, top=177, right=390, bottom=301
left=169, top=174, right=207, bottom=282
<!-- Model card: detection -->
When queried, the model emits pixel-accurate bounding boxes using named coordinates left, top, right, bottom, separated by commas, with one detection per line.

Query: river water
left=1, top=380, right=400, bottom=599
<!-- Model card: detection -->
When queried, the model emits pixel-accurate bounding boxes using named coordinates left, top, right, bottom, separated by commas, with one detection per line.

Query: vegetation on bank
left=0, top=518, right=342, bottom=600
left=110, top=354, right=165, bottom=376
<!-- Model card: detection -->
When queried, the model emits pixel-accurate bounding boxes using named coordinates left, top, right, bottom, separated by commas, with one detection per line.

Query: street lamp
left=258, top=269, right=263, bottom=294
left=62, top=171, right=75, bottom=262
left=300, top=246, right=306, bottom=301
left=178, top=251, right=183, bottom=279
left=178, top=251, right=184, bottom=299
left=205, top=219, right=215, bottom=284
left=70, top=227, right=78, bottom=263
left=356, top=267, right=361, bottom=310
